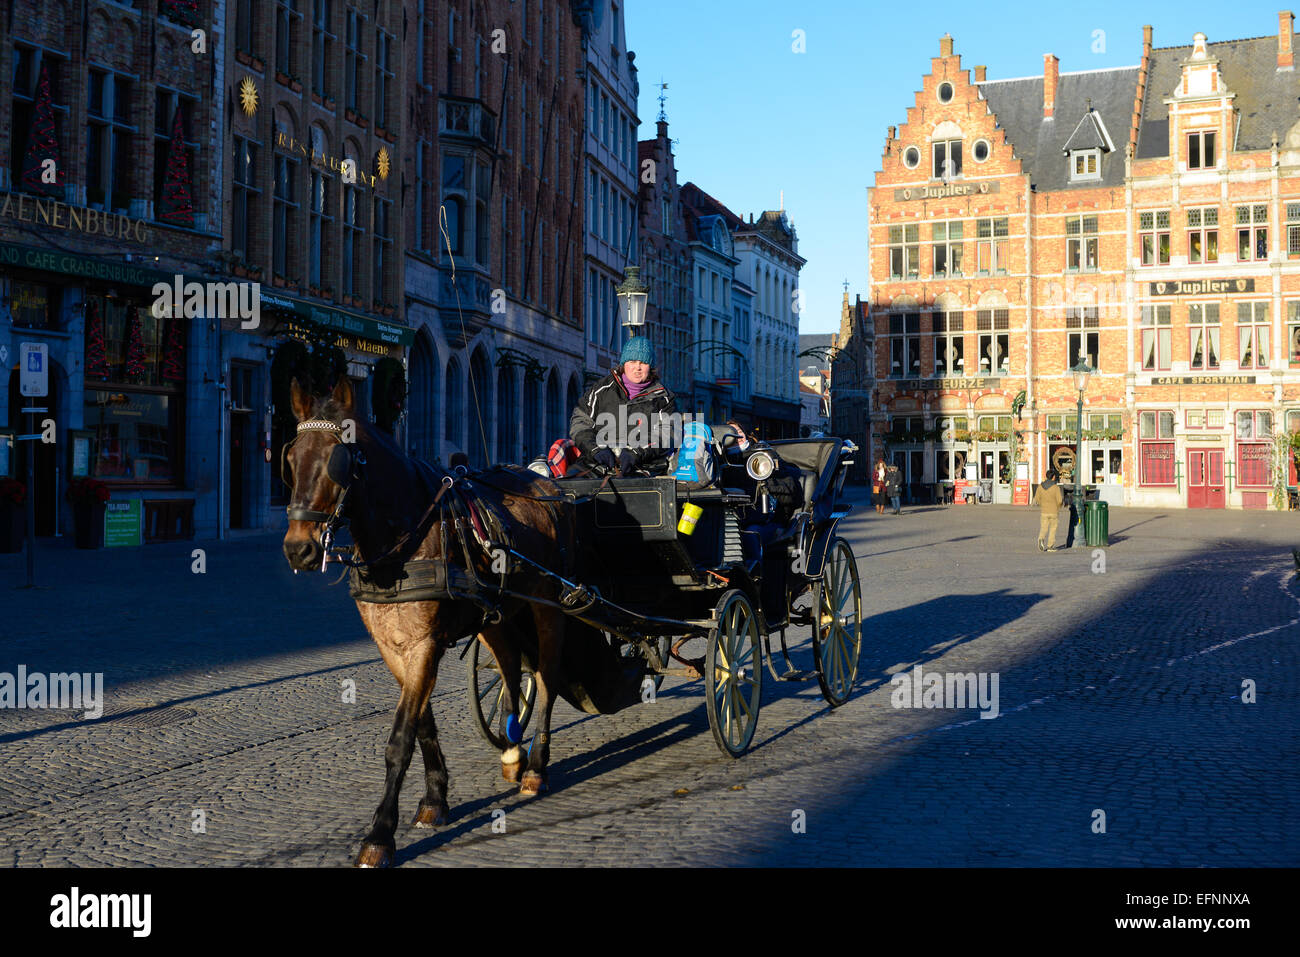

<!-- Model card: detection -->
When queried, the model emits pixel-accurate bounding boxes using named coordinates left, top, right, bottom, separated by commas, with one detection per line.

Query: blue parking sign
left=19, top=342, right=48, bottom=396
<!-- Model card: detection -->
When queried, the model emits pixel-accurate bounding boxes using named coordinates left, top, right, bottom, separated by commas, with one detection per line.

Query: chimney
left=1043, top=54, right=1059, bottom=118
left=974, top=64, right=986, bottom=83
left=1143, top=24, right=1153, bottom=51
left=939, top=33, right=953, bottom=57
left=1280, top=11, right=1294, bottom=68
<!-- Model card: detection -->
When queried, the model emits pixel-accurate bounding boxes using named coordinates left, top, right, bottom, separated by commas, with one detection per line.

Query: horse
left=280, top=376, right=571, bottom=868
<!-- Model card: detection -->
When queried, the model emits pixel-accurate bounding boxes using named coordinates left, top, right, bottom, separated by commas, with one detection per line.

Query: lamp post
left=1071, top=359, right=1092, bottom=546
left=616, top=265, right=648, bottom=336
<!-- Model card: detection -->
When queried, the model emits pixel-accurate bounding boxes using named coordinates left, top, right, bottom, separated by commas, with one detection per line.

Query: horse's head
left=281, top=376, right=365, bottom=572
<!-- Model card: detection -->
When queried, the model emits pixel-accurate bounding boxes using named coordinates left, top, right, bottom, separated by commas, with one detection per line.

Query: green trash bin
left=1084, top=499, right=1109, bottom=547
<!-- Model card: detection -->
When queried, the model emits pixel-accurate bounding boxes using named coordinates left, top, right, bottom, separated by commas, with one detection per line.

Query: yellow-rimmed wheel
left=469, top=640, right=537, bottom=751
left=812, top=537, right=862, bottom=707
left=704, top=589, right=763, bottom=757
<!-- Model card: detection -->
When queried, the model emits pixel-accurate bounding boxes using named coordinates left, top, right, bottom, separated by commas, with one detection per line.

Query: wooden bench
left=144, top=499, right=195, bottom=542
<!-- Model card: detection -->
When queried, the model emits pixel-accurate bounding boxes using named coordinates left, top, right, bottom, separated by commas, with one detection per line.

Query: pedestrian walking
left=1032, top=468, right=1065, bottom=551
left=885, top=462, right=902, bottom=514
left=873, top=458, right=887, bottom=514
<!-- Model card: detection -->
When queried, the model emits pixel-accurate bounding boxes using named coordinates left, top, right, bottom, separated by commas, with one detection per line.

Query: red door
left=1206, top=450, right=1225, bottom=508
left=1187, top=450, right=1226, bottom=508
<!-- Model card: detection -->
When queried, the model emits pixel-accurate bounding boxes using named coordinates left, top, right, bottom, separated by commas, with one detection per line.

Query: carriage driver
left=570, top=336, right=679, bottom=477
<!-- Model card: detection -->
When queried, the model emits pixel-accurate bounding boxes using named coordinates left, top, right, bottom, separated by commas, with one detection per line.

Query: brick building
left=1, top=0, right=226, bottom=538
left=870, top=16, right=1300, bottom=509
left=400, top=0, right=587, bottom=472
left=636, top=115, right=694, bottom=400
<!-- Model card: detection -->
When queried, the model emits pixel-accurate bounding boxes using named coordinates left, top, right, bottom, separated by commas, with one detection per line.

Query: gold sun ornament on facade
left=238, top=77, right=259, bottom=117
left=376, top=146, right=390, bottom=180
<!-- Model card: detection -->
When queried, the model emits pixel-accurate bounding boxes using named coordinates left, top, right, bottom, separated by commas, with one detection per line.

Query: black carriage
left=469, top=436, right=863, bottom=758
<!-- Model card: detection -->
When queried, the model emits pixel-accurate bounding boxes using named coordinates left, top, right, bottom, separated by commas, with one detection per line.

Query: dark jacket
left=569, top=369, right=678, bottom=469
left=885, top=465, right=902, bottom=495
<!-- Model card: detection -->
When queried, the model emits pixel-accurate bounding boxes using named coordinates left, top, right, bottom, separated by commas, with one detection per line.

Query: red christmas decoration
left=157, top=106, right=195, bottom=227
left=125, top=309, right=146, bottom=378
left=162, top=316, right=185, bottom=381
left=85, top=299, right=109, bottom=379
left=162, top=0, right=200, bottom=24
left=21, top=60, right=64, bottom=198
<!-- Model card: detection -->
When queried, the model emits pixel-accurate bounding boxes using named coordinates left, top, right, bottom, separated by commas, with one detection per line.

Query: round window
left=937, top=82, right=954, bottom=104
left=903, top=147, right=921, bottom=169
left=973, top=139, right=990, bottom=162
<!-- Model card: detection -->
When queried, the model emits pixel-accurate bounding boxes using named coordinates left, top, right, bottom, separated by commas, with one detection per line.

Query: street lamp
left=616, top=265, right=648, bottom=334
left=1071, top=359, right=1092, bottom=547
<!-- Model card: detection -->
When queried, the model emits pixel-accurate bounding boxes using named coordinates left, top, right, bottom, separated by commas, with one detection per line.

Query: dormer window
left=1070, top=149, right=1100, bottom=181
left=1063, top=108, right=1113, bottom=183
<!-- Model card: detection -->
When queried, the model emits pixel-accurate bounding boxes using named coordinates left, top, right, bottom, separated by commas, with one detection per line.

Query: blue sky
left=624, top=1, right=1284, bottom=334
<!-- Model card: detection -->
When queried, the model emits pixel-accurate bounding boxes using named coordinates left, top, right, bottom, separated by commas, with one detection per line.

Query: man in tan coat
left=1032, top=468, right=1065, bottom=551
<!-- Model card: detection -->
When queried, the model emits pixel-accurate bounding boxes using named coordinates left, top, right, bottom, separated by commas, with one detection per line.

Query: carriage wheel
left=812, top=537, right=862, bottom=707
left=704, top=590, right=763, bottom=758
left=468, top=639, right=537, bottom=751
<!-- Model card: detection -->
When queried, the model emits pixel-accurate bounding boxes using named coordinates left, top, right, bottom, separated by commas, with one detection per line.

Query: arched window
left=524, top=373, right=541, bottom=460
left=409, top=333, right=438, bottom=461
left=496, top=364, right=517, bottom=463
left=468, top=348, right=491, bottom=466
left=546, top=371, right=563, bottom=444
left=566, top=376, right=581, bottom=433
left=444, top=357, right=464, bottom=454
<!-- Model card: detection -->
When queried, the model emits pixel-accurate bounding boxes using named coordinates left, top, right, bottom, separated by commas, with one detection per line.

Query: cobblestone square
left=2, top=486, right=1297, bottom=866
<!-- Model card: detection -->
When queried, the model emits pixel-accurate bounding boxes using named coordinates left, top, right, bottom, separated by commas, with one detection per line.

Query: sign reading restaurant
left=274, top=131, right=379, bottom=189
left=1148, top=278, right=1255, bottom=296
left=893, top=182, right=1000, bottom=202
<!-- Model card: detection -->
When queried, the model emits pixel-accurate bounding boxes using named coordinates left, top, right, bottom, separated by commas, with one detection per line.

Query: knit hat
left=620, top=335, right=655, bottom=367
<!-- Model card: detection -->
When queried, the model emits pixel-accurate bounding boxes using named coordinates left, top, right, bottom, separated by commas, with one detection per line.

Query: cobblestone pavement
left=2, top=490, right=1298, bottom=866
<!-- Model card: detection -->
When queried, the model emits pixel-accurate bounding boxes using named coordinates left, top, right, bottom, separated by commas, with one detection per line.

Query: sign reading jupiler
left=893, top=182, right=1000, bottom=201
left=1148, top=278, right=1255, bottom=296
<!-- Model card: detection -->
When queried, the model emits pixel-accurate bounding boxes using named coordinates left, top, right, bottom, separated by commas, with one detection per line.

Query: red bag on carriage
left=547, top=438, right=581, bottom=478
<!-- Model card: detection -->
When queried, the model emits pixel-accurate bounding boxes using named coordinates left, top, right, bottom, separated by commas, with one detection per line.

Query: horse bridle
left=283, top=419, right=366, bottom=567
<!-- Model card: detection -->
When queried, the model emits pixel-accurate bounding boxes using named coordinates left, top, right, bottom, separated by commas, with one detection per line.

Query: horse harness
left=284, top=418, right=544, bottom=626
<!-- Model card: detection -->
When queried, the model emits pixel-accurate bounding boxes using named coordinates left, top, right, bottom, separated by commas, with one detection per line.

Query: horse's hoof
left=355, top=842, right=395, bottom=868
left=412, top=801, right=450, bottom=829
left=519, top=771, right=548, bottom=796
left=501, top=760, right=523, bottom=784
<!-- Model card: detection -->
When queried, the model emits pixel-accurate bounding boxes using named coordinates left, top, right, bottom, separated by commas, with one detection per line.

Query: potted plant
left=324, top=95, right=336, bottom=110
left=345, top=107, right=357, bottom=123
left=290, top=74, right=303, bottom=94
left=276, top=69, right=292, bottom=87
left=0, top=479, right=25, bottom=553
left=252, top=55, right=265, bottom=72
left=312, top=91, right=323, bottom=105
left=66, top=478, right=110, bottom=549
left=236, top=49, right=254, bottom=67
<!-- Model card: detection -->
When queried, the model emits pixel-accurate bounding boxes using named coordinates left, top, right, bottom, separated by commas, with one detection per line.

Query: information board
left=104, top=500, right=142, bottom=547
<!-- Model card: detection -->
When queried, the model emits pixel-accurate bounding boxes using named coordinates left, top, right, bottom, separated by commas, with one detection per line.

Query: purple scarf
left=621, top=373, right=651, bottom=401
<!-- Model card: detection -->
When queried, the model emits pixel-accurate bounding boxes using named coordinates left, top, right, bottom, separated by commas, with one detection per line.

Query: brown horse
left=281, top=377, right=570, bottom=867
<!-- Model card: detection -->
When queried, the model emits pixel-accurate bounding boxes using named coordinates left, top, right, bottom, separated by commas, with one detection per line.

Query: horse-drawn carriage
left=281, top=377, right=862, bottom=865
left=467, top=434, right=863, bottom=758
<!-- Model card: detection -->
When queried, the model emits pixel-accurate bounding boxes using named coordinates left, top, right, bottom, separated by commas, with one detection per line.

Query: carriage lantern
left=616, top=266, right=648, bottom=332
